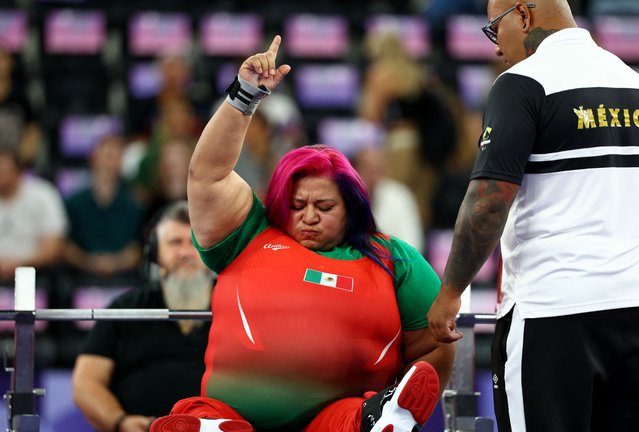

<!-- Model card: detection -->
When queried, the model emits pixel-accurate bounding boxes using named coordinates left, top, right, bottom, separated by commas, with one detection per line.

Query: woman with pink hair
left=150, top=36, right=454, bottom=432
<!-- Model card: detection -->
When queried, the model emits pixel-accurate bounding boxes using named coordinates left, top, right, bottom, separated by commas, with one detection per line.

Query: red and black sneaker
left=360, top=361, right=440, bottom=432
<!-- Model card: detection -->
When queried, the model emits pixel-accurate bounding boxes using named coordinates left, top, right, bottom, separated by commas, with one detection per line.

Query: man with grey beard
left=72, top=201, right=215, bottom=432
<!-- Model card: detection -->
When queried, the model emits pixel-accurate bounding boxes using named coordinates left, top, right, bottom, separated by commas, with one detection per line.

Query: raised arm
left=188, top=35, right=291, bottom=248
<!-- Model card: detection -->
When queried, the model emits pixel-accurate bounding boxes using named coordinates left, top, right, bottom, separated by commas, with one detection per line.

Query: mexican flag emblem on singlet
left=303, top=268, right=354, bottom=291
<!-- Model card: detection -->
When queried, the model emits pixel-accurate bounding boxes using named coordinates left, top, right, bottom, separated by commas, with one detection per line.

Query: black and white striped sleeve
left=471, top=73, right=545, bottom=185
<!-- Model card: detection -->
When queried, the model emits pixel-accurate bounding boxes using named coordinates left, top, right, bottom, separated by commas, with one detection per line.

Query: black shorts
left=491, top=305, right=639, bottom=432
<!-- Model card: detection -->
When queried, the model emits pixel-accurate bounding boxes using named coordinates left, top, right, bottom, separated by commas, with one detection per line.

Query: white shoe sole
left=370, top=361, right=440, bottom=432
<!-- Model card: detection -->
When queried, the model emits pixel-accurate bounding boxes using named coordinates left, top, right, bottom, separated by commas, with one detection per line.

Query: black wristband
left=225, top=75, right=270, bottom=116
left=113, top=413, right=127, bottom=432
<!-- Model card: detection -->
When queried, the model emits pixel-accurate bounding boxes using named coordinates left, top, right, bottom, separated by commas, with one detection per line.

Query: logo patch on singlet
left=263, top=243, right=291, bottom=251
left=303, top=268, right=353, bottom=292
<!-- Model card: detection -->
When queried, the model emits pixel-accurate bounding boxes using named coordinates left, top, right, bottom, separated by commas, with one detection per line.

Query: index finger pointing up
left=267, top=35, right=282, bottom=57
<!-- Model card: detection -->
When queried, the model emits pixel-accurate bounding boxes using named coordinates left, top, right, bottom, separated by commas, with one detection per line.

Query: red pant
left=169, top=396, right=365, bottom=432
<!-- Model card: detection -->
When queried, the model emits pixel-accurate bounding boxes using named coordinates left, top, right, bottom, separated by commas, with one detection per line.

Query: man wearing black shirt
left=72, top=201, right=215, bottom=432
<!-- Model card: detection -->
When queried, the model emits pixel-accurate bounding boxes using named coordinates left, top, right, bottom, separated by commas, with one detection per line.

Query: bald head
left=486, top=0, right=577, bottom=66
left=489, top=0, right=576, bottom=28
left=531, top=0, right=576, bottom=28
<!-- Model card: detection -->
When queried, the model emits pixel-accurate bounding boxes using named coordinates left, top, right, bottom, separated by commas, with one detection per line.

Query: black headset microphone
left=142, top=207, right=166, bottom=284
left=140, top=200, right=207, bottom=288
left=145, top=226, right=159, bottom=266
left=142, top=224, right=162, bottom=285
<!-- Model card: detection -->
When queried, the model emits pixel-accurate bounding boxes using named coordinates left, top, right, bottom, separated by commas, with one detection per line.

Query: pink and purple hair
left=264, top=144, right=393, bottom=273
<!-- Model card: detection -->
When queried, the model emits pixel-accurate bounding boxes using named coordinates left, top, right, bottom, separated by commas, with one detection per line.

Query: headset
left=145, top=225, right=159, bottom=267
left=141, top=201, right=189, bottom=282
left=141, top=217, right=161, bottom=283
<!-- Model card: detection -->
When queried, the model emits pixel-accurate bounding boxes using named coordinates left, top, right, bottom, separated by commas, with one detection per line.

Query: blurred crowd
left=0, top=0, right=629, bottom=368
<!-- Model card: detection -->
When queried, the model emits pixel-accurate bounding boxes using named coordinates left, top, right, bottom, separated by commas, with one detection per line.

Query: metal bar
left=456, top=313, right=496, bottom=325
left=0, top=310, right=495, bottom=323
left=0, top=309, right=212, bottom=321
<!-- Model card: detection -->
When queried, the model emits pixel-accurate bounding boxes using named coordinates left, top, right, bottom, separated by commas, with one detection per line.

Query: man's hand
left=427, top=286, right=464, bottom=343
left=239, top=35, right=291, bottom=91
left=120, top=414, right=155, bottom=432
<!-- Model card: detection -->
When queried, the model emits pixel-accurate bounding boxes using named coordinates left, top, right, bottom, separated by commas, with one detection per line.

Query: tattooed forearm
left=524, top=28, right=558, bottom=57
left=442, top=179, right=519, bottom=294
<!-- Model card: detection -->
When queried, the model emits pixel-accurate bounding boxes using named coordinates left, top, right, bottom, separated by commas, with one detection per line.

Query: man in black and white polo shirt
left=428, top=0, right=639, bottom=431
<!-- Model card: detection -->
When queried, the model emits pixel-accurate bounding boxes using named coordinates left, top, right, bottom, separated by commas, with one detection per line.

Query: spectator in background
left=143, top=138, right=192, bottom=225
left=358, top=31, right=427, bottom=127
left=128, top=54, right=196, bottom=141
left=234, top=109, right=277, bottom=200
left=357, top=31, right=459, bottom=230
left=63, top=135, right=144, bottom=278
left=131, top=97, right=200, bottom=206
left=259, top=92, right=308, bottom=151
left=72, top=201, right=215, bottom=432
left=429, top=91, right=484, bottom=230
left=352, top=144, right=424, bottom=252
left=124, top=53, right=205, bottom=194
left=0, top=45, right=43, bottom=171
left=422, top=0, right=482, bottom=51
left=0, top=145, right=67, bottom=280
